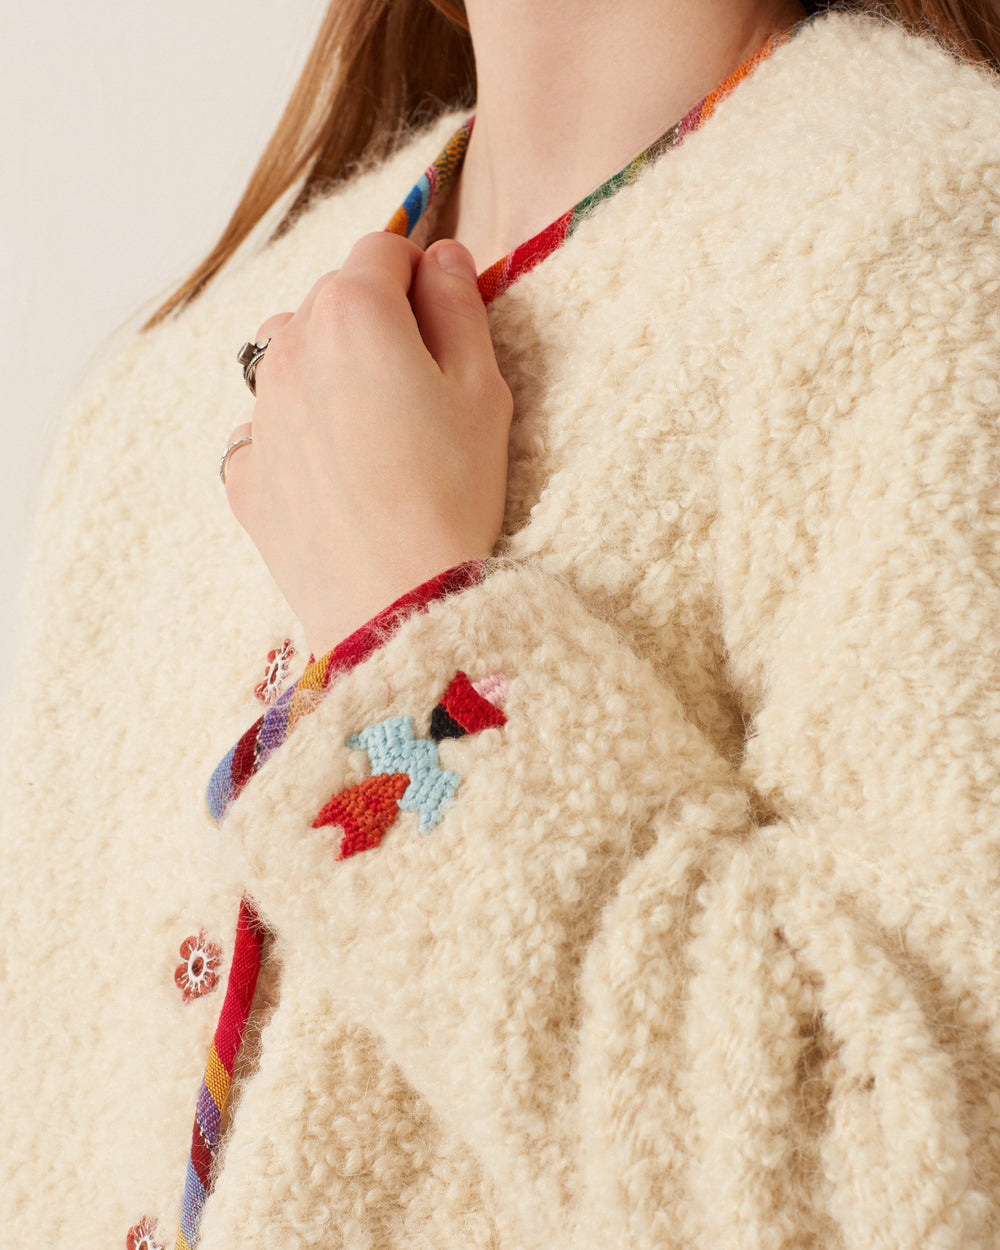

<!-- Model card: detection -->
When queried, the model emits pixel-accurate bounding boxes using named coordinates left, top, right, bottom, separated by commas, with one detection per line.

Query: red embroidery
left=430, top=671, right=509, bottom=741
left=174, top=931, right=223, bottom=1003
left=314, top=773, right=411, bottom=861
left=126, top=1216, right=164, bottom=1250
left=255, top=638, right=295, bottom=705
left=440, top=671, right=508, bottom=733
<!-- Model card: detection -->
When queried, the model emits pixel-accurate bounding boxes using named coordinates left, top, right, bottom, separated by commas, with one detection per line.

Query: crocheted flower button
left=126, top=1216, right=164, bottom=1250
left=255, top=638, right=295, bottom=705
left=174, top=931, right=222, bottom=1003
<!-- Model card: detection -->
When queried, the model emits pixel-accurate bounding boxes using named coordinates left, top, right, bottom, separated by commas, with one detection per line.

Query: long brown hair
left=145, top=0, right=999, bottom=328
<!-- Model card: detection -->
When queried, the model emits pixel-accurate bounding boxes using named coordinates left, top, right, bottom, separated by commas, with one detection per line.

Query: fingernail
left=432, top=241, right=477, bottom=282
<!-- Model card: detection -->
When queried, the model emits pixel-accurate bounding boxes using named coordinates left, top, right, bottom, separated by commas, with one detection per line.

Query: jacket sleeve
left=206, top=559, right=753, bottom=1244
left=206, top=463, right=1000, bottom=1249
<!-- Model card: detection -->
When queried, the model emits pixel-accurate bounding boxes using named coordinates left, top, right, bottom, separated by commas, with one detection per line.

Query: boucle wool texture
left=2, top=13, right=1000, bottom=1248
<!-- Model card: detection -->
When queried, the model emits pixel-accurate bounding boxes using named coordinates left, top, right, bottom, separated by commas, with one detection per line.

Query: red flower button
left=126, top=1216, right=164, bottom=1250
left=255, top=638, right=295, bottom=705
left=174, top=931, right=222, bottom=1003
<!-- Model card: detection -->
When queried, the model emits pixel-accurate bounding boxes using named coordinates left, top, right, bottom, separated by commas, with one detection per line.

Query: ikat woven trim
left=206, top=561, right=485, bottom=822
left=385, top=119, right=472, bottom=240
left=385, top=23, right=805, bottom=305
left=175, top=899, right=266, bottom=1250
left=313, top=670, right=509, bottom=860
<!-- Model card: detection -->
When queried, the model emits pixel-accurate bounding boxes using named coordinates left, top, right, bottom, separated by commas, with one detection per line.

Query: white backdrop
left=0, top=0, right=328, bottom=709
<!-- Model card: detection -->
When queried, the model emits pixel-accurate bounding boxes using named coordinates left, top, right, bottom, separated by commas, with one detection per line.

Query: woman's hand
left=223, top=232, right=513, bottom=658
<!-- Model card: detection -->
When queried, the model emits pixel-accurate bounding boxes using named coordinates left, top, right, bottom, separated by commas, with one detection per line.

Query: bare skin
left=438, top=0, right=807, bottom=268
left=225, top=0, right=806, bottom=657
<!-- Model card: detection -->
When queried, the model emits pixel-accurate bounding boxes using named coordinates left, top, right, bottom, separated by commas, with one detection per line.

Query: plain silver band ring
left=236, top=338, right=270, bottom=397
left=219, top=436, right=253, bottom=485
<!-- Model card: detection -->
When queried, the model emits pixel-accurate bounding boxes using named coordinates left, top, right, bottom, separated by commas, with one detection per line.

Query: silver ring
left=236, top=338, right=270, bottom=396
left=219, top=436, right=253, bottom=485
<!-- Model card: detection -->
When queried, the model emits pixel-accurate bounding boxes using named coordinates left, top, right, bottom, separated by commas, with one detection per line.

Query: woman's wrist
left=304, top=557, right=491, bottom=663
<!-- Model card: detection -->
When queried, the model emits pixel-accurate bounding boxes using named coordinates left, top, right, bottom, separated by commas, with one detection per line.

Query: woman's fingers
left=255, top=312, right=293, bottom=342
left=409, top=241, right=512, bottom=459
left=296, top=233, right=424, bottom=347
left=409, top=240, right=494, bottom=380
left=337, top=231, right=424, bottom=304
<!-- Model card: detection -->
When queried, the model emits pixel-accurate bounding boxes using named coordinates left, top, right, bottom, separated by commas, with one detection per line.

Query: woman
left=2, top=0, right=999, bottom=1246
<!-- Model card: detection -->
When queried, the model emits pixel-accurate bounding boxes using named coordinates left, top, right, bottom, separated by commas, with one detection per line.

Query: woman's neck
left=438, top=0, right=806, bottom=270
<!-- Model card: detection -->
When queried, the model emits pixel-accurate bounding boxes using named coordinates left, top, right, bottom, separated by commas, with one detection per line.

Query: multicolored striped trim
left=386, top=22, right=805, bottom=305
left=386, top=119, right=472, bottom=239
left=175, top=900, right=266, bottom=1250
left=206, top=561, right=487, bottom=823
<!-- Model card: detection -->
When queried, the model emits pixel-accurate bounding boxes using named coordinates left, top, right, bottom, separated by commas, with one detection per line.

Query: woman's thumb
left=431, top=239, right=478, bottom=284
left=412, top=240, right=490, bottom=374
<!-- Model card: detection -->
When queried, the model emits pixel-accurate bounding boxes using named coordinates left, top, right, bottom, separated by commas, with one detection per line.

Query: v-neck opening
left=386, top=19, right=812, bottom=305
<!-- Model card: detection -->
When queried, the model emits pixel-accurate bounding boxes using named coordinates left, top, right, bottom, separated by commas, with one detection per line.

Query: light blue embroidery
left=347, top=716, right=459, bottom=833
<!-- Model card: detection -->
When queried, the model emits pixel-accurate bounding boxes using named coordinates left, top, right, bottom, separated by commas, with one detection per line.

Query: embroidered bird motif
left=312, top=671, right=509, bottom=860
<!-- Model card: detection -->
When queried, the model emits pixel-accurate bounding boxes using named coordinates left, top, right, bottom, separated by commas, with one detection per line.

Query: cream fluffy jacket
left=3, top=14, right=1000, bottom=1249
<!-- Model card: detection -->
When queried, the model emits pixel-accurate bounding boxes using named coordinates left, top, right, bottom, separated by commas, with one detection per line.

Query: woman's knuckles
left=345, top=230, right=424, bottom=280
left=314, top=272, right=421, bottom=355
left=254, top=311, right=293, bottom=342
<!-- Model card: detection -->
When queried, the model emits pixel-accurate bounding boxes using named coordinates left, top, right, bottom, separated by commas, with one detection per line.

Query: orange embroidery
left=313, top=773, right=411, bottom=861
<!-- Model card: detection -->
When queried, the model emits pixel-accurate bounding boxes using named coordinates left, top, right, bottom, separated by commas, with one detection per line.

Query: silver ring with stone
left=236, top=339, right=270, bottom=397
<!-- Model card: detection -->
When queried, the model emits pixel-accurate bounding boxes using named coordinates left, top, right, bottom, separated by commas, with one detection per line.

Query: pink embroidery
left=174, top=932, right=223, bottom=1003
left=255, top=638, right=295, bottom=706
left=126, top=1217, right=164, bottom=1250
left=472, top=672, right=510, bottom=708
